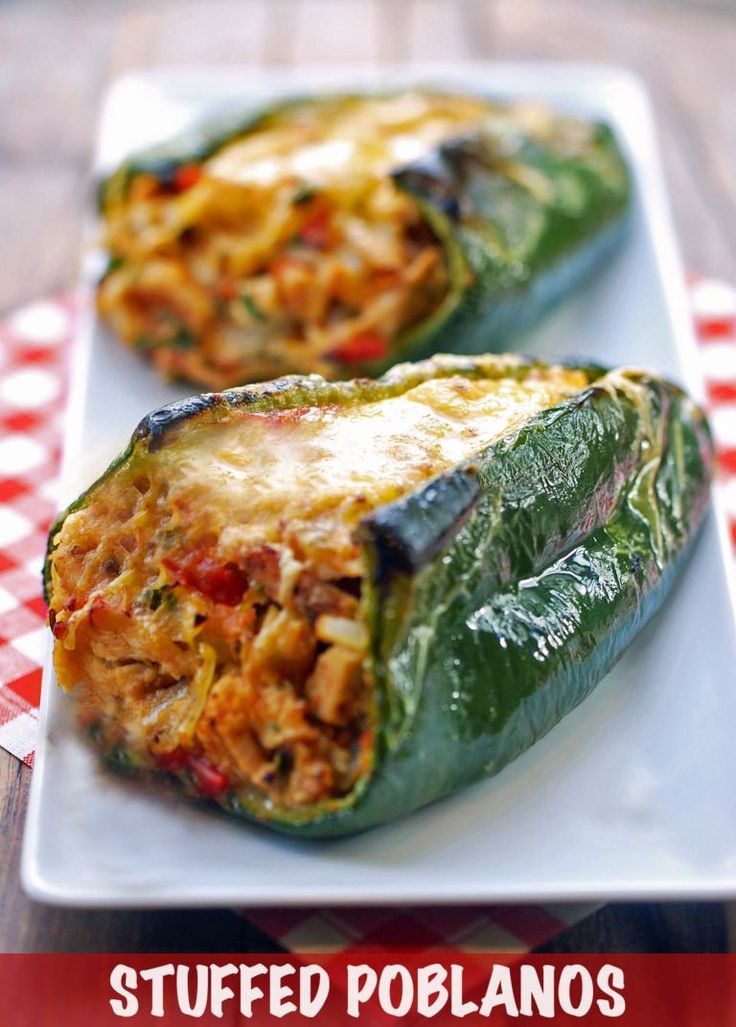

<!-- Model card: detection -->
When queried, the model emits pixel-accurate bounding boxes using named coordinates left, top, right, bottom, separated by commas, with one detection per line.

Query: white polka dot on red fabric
left=0, top=505, right=33, bottom=547
left=12, top=627, right=48, bottom=664
left=7, top=301, right=70, bottom=346
left=0, top=368, right=59, bottom=409
left=691, top=279, right=736, bottom=321
left=38, top=478, right=60, bottom=505
left=699, top=342, right=736, bottom=382
left=23, top=557, right=44, bottom=577
left=717, top=478, right=736, bottom=519
left=0, top=435, right=47, bottom=474
left=710, top=405, right=736, bottom=449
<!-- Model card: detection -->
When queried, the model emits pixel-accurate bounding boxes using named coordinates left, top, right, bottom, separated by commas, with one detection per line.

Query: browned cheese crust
left=48, top=363, right=587, bottom=807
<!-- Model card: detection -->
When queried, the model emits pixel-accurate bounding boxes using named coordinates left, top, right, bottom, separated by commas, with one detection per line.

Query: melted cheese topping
left=99, top=92, right=600, bottom=390
left=159, top=367, right=588, bottom=562
left=207, top=93, right=492, bottom=192
left=100, top=93, right=501, bottom=387
left=48, top=362, right=591, bottom=809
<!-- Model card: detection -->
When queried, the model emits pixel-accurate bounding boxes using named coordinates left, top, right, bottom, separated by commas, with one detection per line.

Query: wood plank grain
left=491, top=0, right=736, bottom=279
left=1, top=0, right=734, bottom=954
left=104, top=6, right=159, bottom=82
left=258, top=0, right=298, bottom=65
left=376, top=0, right=413, bottom=63
left=142, top=0, right=268, bottom=65
left=0, top=165, right=89, bottom=311
left=407, top=0, right=471, bottom=60
left=1, top=9, right=110, bottom=163
left=292, top=0, right=382, bottom=64
left=0, top=752, right=28, bottom=952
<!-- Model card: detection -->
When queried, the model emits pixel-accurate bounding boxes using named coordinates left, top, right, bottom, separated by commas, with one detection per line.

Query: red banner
left=1, top=953, right=735, bottom=1026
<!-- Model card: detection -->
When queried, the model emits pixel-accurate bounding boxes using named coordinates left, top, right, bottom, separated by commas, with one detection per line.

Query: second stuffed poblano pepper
left=45, top=353, right=711, bottom=837
left=97, top=91, right=630, bottom=388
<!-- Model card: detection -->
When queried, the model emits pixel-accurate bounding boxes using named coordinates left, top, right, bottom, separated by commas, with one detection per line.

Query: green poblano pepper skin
left=98, top=94, right=631, bottom=373
left=45, top=355, right=712, bottom=837
left=392, top=122, right=630, bottom=364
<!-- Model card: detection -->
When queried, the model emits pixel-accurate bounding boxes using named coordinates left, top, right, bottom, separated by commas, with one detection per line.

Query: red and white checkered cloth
left=241, top=902, right=591, bottom=953
left=1, top=279, right=735, bottom=951
left=0, top=295, right=76, bottom=767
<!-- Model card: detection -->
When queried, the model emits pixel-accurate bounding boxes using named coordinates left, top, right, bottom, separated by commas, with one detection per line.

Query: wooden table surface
left=1, top=0, right=734, bottom=953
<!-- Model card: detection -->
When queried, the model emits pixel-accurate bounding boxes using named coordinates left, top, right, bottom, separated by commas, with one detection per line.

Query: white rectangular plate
left=23, top=63, right=736, bottom=907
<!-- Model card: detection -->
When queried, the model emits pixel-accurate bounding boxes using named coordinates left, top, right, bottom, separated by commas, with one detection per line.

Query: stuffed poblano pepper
left=45, top=353, right=711, bottom=837
left=97, top=92, right=630, bottom=389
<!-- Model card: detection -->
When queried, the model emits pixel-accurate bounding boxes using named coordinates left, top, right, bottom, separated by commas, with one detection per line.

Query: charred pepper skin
left=97, top=94, right=631, bottom=381
left=393, top=122, right=630, bottom=364
left=44, top=354, right=712, bottom=836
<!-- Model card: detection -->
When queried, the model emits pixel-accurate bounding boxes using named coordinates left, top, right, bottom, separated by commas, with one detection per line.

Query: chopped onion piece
left=315, top=615, right=368, bottom=652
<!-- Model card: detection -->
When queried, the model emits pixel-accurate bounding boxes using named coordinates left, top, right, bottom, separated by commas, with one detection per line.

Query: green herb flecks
left=143, top=585, right=176, bottom=612
left=293, top=183, right=318, bottom=205
left=170, top=326, right=196, bottom=349
left=240, top=294, right=268, bottom=323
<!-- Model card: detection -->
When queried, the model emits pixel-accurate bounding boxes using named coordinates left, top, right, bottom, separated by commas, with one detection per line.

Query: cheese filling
left=98, top=93, right=496, bottom=388
left=48, top=364, right=588, bottom=809
left=97, top=92, right=592, bottom=389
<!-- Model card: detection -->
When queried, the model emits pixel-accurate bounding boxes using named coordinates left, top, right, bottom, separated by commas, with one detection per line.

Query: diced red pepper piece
left=189, top=757, right=230, bottom=797
left=163, top=551, right=249, bottom=606
left=372, top=267, right=401, bottom=288
left=328, top=332, right=388, bottom=364
left=217, top=278, right=237, bottom=301
left=156, top=747, right=189, bottom=773
left=269, top=254, right=308, bottom=279
left=298, top=208, right=331, bottom=249
left=173, top=163, right=203, bottom=193
left=157, top=750, right=229, bottom=797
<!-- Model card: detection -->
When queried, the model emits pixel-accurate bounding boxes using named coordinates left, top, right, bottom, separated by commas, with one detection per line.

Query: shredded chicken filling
left=97, top=93, right=496, bottom=387
left=50, top=485, right=374, bottom=807
left=48, top=363, right=590, bottom=809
